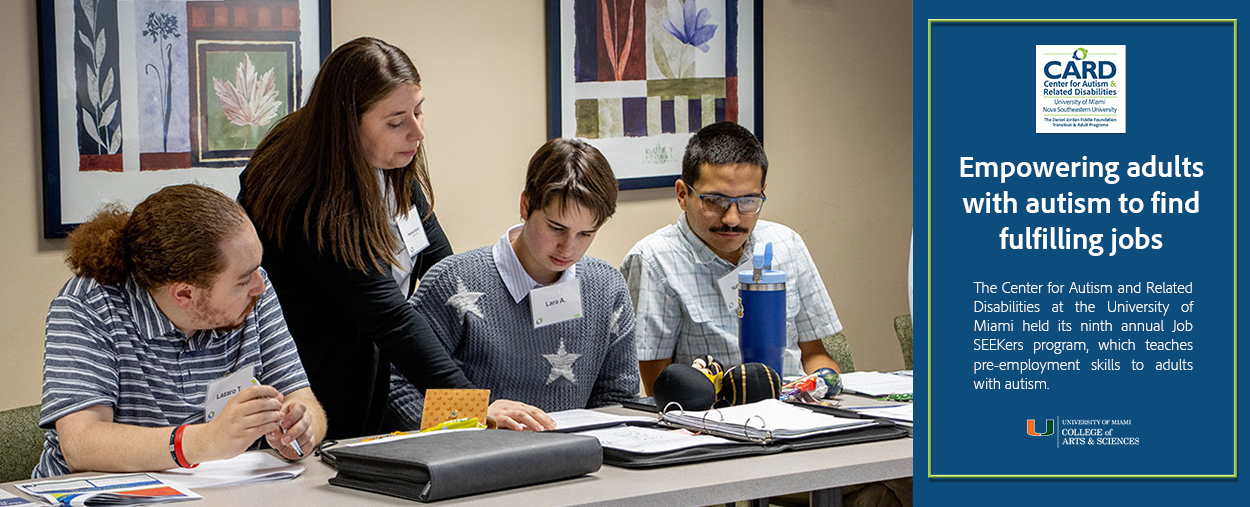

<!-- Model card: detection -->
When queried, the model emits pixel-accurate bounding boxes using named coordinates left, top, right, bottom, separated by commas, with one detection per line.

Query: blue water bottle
left=738, top=242, right=786, bottom=375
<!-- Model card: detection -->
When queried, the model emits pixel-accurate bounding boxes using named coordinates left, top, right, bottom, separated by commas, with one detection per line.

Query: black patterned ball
left=719, top=363, right=782, bottom=406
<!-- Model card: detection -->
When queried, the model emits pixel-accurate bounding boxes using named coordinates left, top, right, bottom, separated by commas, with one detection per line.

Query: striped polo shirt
left=34, top=269, right=310, bottom=478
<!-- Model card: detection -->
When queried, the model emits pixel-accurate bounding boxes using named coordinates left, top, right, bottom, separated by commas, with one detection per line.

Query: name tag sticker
left=204, top=365, right=257, bottom=423
left=529, top=278, right=584, bottom=328
left=717, top=260, right=753, bottom=311
left=396, top=206, right=430, bottom=257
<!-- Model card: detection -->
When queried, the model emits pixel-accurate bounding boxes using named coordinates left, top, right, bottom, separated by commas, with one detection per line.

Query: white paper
left=575, top=425, right=736, bottom=454
left=546, top=409, right=655, bottom=432
left=152, top=452, right=304, bottom=490
left=853, top=404, right=914, bottom=423
left=19, top=473, right=202, bottom=506
left=839, top=371, right=914, bottom=396
left=0, top=489, right=32, bottom=506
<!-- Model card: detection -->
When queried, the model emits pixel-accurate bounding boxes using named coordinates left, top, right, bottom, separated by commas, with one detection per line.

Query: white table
left=3, top=403, right=912, bottom=506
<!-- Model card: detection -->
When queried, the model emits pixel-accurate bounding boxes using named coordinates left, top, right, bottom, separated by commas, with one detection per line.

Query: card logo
left=1036, top=45, right=1125, bottom=133
left=1026, top=418, right=1055, bottom=436
left=1043, top=47, right=1118, bottom=80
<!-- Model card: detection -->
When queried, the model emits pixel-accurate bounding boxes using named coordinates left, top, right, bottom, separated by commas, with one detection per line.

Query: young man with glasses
left=621, top=121, right=847, bottom=395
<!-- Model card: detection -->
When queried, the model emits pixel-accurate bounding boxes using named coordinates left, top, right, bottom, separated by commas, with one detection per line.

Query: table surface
left=3, top=401, right=913, bottom=507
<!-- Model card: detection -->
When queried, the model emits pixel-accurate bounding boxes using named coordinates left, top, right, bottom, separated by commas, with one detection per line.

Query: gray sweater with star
left=386, top=246, right=640, bottom=429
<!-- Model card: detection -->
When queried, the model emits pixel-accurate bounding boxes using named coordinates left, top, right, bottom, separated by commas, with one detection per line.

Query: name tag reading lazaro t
left=204, top=366, right=257, bottom=422
left=529, top=278, right=584, bottom=328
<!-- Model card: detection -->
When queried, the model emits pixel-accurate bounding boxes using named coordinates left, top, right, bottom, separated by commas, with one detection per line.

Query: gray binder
left=326, top=429, right=603, bottom=502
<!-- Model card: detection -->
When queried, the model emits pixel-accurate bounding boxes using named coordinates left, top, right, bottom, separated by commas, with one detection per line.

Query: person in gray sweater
left=387, top=138, right=640, bottom=431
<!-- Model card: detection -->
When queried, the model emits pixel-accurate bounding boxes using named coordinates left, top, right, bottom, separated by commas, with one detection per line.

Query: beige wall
left=0, top=0, right=911, bottom=410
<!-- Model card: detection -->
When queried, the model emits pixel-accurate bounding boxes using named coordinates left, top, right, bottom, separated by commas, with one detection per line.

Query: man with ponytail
left=33, top=184, right=326, bottom=478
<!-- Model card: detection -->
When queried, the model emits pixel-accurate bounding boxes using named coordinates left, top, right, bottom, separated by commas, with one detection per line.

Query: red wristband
left=173, top=424, right=198, bottom=469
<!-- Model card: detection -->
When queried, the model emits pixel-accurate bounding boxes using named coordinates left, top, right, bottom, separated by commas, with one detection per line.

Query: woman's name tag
left=396, top=207, right=430, bottom=257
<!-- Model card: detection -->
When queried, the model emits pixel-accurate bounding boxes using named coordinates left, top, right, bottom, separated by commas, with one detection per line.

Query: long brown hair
left=242, top=37, right=433, bottom=273
left=66, top=184, right=248, bottom=288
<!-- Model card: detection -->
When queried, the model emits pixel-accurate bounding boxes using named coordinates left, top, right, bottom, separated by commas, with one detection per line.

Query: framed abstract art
left=546, top=0, right=763, bottom=189
left=37, top=0, right=330, bottom=237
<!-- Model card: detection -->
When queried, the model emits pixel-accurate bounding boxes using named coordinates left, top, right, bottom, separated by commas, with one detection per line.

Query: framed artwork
left=37, top=0, right=331, bottom=238
left=546, top=0, right=763, bottom=189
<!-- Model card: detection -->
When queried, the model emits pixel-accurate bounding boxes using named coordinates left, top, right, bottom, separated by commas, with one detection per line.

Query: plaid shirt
left=35, top=270, right=309, bottom=478
left=620, top=213, right=842, bottom=376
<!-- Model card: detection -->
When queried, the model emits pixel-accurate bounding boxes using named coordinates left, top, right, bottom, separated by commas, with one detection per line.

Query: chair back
left=894, top=314, right=914, bottom=370
left=0, top=405, right=44, bottom=482
left=821, top=331, right=856, bottom=373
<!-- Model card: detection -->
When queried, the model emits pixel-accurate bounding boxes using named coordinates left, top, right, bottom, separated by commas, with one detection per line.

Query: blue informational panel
left=931, top=20, right=1233, bottom=476
left=914, top=1, right=1249, bottom=504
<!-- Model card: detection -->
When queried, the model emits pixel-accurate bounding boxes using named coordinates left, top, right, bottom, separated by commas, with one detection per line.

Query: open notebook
left=660, top=399, right=876, bottom=443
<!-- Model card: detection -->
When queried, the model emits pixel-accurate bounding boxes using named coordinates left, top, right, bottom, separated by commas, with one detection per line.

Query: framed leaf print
left=37, top=0, right=331, bottom=237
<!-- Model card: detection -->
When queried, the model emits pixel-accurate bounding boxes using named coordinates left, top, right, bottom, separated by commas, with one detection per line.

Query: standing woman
left=240, top=37, right=549, bottom=438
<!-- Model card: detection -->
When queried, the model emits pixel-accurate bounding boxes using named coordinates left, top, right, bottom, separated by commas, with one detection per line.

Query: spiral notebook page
left=664, top=399, right=875, bottom=440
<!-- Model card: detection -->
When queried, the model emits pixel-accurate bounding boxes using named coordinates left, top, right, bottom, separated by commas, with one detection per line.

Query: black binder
left=325, top=430, right=603, bottom=502
left=589, top=399, right=911, bottom=468
left=601, top=422, right=910, bottom=468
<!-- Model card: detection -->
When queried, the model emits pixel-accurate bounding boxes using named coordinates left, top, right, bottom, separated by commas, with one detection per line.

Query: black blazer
left=239, top=174, right=473, bottom=439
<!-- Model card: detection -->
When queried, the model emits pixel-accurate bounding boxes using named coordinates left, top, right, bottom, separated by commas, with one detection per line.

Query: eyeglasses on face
left=685, top=183, right=767, bottom=215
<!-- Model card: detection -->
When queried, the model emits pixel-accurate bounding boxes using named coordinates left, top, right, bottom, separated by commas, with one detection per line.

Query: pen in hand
left=280, top=421, right=304, bottom=458
left=252, top=377, right=303, bottom=457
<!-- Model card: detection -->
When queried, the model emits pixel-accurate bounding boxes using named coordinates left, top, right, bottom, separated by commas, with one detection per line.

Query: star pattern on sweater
left=446, top=278, right=485, bottom=321
left=607, top=304, right=625, bottom=337
left=543, top=339, right=581, bottom=385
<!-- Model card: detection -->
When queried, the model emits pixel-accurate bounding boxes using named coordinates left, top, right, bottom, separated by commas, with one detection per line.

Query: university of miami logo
left=1072, top=47, right=1088, bottom=60
left=1026, top=419, right=1055, bottom=436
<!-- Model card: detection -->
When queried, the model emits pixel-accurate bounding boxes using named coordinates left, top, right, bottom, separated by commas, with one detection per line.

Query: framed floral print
left=37, top=0, right=331, bottom=237
left=546, top=0, right=763, bottom=189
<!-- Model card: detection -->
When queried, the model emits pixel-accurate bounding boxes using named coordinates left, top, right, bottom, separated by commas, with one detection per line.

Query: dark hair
left=680, top=121, right=768, bottom=186
left=523, top=139, right=618, bottom=227
left=242, top=36, right=430, bottom=273
left=66, top=184, right=248, bottom=288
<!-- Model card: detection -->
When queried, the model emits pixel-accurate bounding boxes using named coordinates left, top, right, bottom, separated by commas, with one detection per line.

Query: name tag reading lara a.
left=529, top=278, right=584, bottom=328
left=396, top=206, right=430, bottom=257
left=204, top=366, right=258, bottom=422
left=717, top=260, right=753, bottom=311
